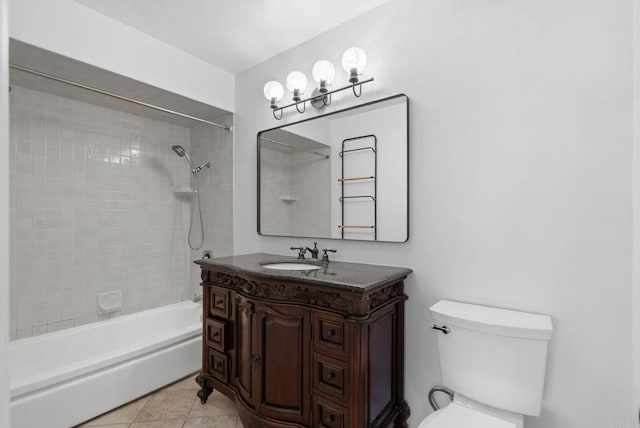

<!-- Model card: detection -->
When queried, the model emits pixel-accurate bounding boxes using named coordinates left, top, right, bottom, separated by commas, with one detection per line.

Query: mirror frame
left=257, top=93, right=409, bottom=242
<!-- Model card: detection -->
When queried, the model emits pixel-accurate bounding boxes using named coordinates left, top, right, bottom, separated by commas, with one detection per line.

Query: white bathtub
left=9, top=301, right=202, bottom=428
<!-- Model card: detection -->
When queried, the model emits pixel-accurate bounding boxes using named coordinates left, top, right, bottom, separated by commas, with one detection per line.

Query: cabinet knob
left=326, top=329, right=336, bottom=337
left=215, top=360, right=223, bottom=370
left=325, top=372, right=336, bottom=380
left=251, top=352, right=261, bottom=365
left=325, top=414, right=335, bottom=425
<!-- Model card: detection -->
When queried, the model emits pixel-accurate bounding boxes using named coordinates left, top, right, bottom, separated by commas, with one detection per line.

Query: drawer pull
left=326, top=329, right=336, bottom=337
left=215, top=360, right=223, bottom=370
left=325, top=372, right=336, bottom=380
left=325, top=415, right=335, bottom=425
left=215, top=299, right=224, bottom=306
left=212, top=331, right=220, bottom=338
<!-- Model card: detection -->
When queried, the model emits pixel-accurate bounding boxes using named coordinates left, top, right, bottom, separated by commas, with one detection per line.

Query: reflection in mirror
left=258, top=94, right=408, bottom=242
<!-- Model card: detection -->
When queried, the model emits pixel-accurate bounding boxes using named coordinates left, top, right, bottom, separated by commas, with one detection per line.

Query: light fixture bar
left=272, top=77, right=374, bottom=119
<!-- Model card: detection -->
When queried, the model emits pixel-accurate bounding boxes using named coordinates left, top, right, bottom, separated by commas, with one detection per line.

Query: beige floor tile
left=188, top=390, right=238, bottom=418
left=76, top=425, right=128, bottom=428
left=79, top=395, right=150, bottom=426
left=135, top=389, right=197, bottom=422
left=164, top=372, right=200, bottom=391
left=184, top=415, right=238, bottom=427
left=129, top=420, right=185, bottom=428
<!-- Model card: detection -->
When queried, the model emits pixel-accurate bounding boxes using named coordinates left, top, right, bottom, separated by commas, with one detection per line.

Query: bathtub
left=9, top=301, right=202, bottom=428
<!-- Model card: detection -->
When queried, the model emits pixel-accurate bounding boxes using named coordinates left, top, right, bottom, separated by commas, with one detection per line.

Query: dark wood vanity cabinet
left=195, top=259, right=410, bottom=428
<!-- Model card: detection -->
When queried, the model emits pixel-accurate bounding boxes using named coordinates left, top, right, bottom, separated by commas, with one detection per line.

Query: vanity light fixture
left=311, top=60, right=336, bottom=107
left=342, top=46, right=367, bottom=96
left=263, top=81, right=284, bottom=110
left=286, top=71, right=308, bottom=113
left=263, top=47, right=374, bottom=120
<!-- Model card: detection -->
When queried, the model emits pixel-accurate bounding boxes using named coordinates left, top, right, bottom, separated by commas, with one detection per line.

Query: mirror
left=258, top=94, right=408, bottom=242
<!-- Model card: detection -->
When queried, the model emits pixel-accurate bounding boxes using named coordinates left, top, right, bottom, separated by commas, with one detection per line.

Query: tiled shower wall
left=7, top=85, right=222, bottom=340
left=188, top=122, right=234, bottom=298
left=259, top=146, right=330, bottom=238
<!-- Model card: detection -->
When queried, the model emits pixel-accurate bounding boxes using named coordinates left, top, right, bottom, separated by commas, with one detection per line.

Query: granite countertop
left=194, top=253, right=412, bottom=292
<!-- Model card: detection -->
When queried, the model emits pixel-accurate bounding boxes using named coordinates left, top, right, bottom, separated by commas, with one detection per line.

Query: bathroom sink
left=262, top=262, right=321, bottom=271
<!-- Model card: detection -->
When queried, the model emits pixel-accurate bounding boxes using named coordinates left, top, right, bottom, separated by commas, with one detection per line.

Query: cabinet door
left=253, top=303, right=310, bottom=425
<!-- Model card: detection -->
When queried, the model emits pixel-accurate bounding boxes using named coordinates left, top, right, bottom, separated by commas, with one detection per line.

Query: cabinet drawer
left=207, top=348, right=228, bottom=383
left=206, top=318, right=230, bottom=352
left=313, top=396, right=348, bottom=428
left=313, top=312, right=349, bottom=358
left=208, top=287, right=230, bottom=319
left=313, top=353, right=349, bottom=402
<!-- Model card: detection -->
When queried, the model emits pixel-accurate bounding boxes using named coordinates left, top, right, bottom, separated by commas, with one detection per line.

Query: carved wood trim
left=201, top=269, right=212, bottom=283
left=367, top=281, right=405, bottom=311
left=203, top=269, right=406, bottom=317
left=235, top=296, right=255, bottom=315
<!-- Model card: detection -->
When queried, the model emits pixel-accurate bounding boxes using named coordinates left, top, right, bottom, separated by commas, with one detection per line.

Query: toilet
left=419, top=300, right=553, bottom=428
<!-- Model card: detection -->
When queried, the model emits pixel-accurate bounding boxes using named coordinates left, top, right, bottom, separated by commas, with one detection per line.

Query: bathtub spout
left=192, top=294, right=203, bottom=304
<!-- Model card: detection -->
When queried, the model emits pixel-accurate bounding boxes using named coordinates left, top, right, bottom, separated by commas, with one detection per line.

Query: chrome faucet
left=290, top=246, right=307, bottom=260
left=291, top=242, right=320, bottom=260
left=321, top=248, right=337, bottom=263
left=306, top=242, right=319, bottom=259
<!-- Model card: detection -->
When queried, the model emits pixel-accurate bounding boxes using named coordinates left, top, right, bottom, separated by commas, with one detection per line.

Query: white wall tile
left=8, top=85, right=218, bottom=338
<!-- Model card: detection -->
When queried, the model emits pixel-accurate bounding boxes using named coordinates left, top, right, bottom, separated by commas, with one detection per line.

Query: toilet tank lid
left=430, top=300, right=553, bottom=340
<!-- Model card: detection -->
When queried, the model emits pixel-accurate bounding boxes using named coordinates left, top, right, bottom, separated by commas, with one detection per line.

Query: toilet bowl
left=418, top=395, right=523, bottom=428
left=419, top=300, right=553, bottom=428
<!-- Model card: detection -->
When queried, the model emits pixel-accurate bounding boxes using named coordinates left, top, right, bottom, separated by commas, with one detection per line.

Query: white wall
left=235, top=0, right=634, bottom=427
left=9, top=0, right=235, bottom=113
left=0, top=0, right=10, bottom=424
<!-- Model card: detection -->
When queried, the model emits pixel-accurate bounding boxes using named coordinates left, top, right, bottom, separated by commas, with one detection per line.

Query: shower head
left=172, top=145, right=186, bottom=157
left=171, top=145, right=211, bottom=175
left=171, top=145, right=195, bottom=170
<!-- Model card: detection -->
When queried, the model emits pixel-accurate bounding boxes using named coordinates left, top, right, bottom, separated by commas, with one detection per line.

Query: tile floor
left=77, top=373, right=244, bottom=428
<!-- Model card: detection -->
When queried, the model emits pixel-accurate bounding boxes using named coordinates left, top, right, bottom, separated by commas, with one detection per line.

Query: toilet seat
left=418, top=402, right=517, bottom=428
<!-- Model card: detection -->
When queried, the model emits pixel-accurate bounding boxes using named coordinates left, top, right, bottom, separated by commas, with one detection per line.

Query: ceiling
left=73, top=0, right=393, bottom=74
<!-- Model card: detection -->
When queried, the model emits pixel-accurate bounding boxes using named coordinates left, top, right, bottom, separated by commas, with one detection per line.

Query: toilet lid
left=418, top=403, right=517, bottom=428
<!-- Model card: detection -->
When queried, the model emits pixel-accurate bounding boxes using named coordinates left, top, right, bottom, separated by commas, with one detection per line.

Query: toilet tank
left=430, top=300, right=553, bottom=416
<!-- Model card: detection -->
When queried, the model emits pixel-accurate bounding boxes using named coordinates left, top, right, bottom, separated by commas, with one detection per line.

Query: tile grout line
left=182, top=393, right=199, bottom=428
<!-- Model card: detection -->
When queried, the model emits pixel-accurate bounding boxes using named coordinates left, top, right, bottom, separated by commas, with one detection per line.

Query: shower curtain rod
left=9, top=64, right=231, bottom=131
left=260, top=136, right=330, bottom=159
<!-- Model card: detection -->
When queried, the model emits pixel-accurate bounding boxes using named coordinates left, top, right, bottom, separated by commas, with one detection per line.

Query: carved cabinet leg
left=195, top=373, right=213, bottom=404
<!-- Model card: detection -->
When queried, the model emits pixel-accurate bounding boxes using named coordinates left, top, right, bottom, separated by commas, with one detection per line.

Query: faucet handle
left=321, top=248, right=337, bottom=263
left=290, top=246, right=306, bottom=260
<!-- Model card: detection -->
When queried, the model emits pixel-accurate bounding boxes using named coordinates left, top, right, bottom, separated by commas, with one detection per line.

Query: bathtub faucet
left=192, top=294, right=203, bottom=303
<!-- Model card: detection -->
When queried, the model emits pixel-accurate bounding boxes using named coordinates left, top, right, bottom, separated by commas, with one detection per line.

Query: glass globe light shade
left=312, top=60, right=336, bottom=84
left=286, top=71, right=308, bottom=93
left=341, top=47, right=367, bottom=73
left=263, top=81, right=284, bottom=102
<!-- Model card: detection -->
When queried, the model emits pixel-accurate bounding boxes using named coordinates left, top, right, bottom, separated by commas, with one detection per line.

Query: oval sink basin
left=262, top=263, right=321, bottom=271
